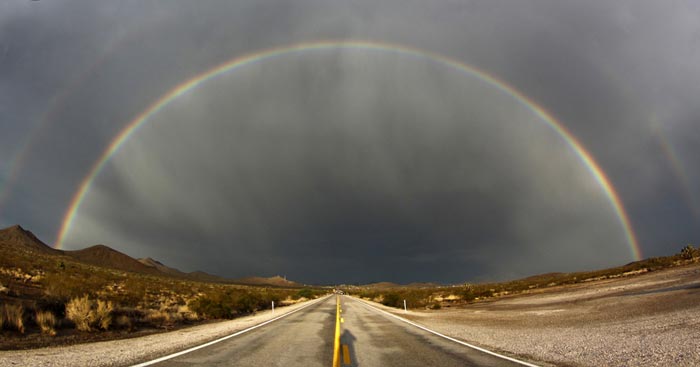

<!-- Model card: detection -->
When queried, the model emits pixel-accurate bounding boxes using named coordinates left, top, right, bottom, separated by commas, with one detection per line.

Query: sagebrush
left=36, top=310, right=57, bottom=335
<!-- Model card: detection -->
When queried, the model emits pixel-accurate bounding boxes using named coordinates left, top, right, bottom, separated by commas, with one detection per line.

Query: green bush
left=460, top=286, right=476, bottom=302
left=295, top=288, right=315, bottom=299
left=189, top=294, right=234, bottom=319
left=380, top=293, right=402, bottom=308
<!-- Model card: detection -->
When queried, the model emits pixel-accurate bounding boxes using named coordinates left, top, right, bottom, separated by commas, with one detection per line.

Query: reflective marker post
left=404, top=299, right=407, bottom=313
left=272, top=301, right=275, bottom=315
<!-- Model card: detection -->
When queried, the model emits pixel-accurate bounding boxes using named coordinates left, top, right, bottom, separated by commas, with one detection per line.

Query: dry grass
left=66, top=296, right=96, bottom=331
left=95, top=300, right=114, bottom=330
left=143, top=309, right=174, bottom=328
left=1, top=304, right=25, bottom=333
left=65, top=296, right=115, bottom=331
left=35, top=310, right=57, bottom=336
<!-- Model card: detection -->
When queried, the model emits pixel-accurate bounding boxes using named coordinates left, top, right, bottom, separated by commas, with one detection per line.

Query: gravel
left=376, top=264, right=700, bottom=366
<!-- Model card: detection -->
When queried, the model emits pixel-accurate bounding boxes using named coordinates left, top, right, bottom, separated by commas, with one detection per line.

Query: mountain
left=0, top=224, right=303, bottom=287
left=67, top=244, right=162, bottom=275
left=0, top=225, right=61, bottom=255
left=187, top=270, right=229, bottom=283
left=136, top=258, right=226, bottom=282
left=138, top=257, right=187, bottom=277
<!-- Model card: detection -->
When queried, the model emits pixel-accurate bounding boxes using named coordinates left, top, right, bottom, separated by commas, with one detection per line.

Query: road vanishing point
left=134, top=295, right=538, bottom=367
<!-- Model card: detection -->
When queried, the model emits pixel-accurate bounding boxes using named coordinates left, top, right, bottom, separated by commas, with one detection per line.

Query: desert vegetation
left=0, top=259, right=325, bottom=348
left=349, top=245, right=700, bottom=310
left=0, top=226, right=328, bottom=349
left=35, top=310, right=57, bottom=336
left=1, top=303, right=25, bottom=333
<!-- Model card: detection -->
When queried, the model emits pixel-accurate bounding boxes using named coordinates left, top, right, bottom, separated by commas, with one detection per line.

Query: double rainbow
left=54, top=40, right=642, bottom=260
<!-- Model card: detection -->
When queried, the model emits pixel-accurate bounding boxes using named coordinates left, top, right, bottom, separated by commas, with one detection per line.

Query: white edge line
left=130, top=294, right=333, bottom=367
left=351, top=296, right=541, bottom=367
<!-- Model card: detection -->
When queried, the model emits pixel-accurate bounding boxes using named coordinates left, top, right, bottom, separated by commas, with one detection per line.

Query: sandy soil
left=376, top=263, right=700, bottom=366
left=0, top=296, right=328, bottom=367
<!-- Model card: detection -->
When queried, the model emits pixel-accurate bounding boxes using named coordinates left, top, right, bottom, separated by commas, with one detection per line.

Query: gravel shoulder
left=0, top=296, right=329, bottom=367
left=363, top=263, right=700, bottom=367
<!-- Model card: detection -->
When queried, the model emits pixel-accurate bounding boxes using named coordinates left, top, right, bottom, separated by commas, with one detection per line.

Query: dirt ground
left=390, top=263, right=700, bottom=366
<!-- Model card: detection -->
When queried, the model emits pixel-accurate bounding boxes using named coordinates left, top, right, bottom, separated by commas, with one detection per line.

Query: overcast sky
left=1, top=0, right=698, bottom=284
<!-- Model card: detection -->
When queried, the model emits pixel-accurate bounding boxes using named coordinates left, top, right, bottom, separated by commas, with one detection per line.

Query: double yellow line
left=332, top=295, right=351, bottom=367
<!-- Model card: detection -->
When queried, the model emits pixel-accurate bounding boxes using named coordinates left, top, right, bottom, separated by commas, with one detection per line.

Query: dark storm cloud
left=66, top=51, right=627, bottom=283
left=2, top=0, right=699, bottom=283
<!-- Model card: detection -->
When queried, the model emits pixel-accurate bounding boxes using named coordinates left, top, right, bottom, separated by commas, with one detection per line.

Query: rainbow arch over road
left=54, top=40, right=642, bottom=260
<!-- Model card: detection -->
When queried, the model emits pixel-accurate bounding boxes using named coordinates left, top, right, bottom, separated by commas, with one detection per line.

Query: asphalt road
left=147, top=296, right=530, bottom=367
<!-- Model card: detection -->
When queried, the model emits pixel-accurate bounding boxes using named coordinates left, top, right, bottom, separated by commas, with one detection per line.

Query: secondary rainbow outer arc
left=54, top=40, right=642, bottom=260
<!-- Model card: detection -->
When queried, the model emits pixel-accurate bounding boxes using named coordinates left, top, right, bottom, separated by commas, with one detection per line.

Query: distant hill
left=0, top=224, right=303, bottom=287
left=137, top=258, right=230, bottom=283
left=360, top=281, right=441, bottom=288
left=0, top=225, right=61, bottom=255
left=187, top=270, right=229, bottom=283
left=233, top=275, right=302, bottom=288
left=364, top=282, right=401, bottom=288
left=67, top=245, right=162, bottom=275
left=404, top=282, right=441, bottom=288
left=138, top=257, right=188, bottom=277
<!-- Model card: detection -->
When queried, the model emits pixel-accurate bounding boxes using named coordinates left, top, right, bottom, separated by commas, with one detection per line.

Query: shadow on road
left=340, top=329, right=359, bottom=366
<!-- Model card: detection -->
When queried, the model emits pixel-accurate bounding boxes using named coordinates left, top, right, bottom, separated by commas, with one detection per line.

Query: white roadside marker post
left=403, top=299, right=407, bottom=313
left=272, top=301, right=275, bottom=315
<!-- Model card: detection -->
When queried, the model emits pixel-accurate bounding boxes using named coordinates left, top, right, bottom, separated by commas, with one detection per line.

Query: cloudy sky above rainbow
left=1, top=0, right=698, bottom=284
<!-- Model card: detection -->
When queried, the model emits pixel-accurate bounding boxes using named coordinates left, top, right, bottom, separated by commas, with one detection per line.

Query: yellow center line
left=332, top=295, right=341, bottom=367
left=342, top=344, right=351, bottom=365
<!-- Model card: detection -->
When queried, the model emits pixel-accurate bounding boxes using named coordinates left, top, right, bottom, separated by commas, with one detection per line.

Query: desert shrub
left=121, top=278, right=148, bottom=307
left=236, top=292, right=264, bottom=314
left=380, top=293, right=402, bottom=308
left=95, top=300, right=114, bottom=330
left=681, top=245, right=696, bottom=260
left=460, top=286, right=477, bottom=302
left=2, top=303, right=25, bottom=333
left=42, top=272, right=99, bottom=302
left=189, top=293, right=234, bottom=319
left=403, top=290, right=431, bottom=308
left=176, top=305, right=198, bottom=321
left=112, top=307, right=143, bottom=330
left=66, top=296, right=96, bottom=331
left=36, top=297, right=67, bottom=319
left=294, top=288, right=314, bottom=300
left=189, top=289, right=275, bottom=319
left=36, top=310, right=57, bottom=335
left=114, top=315, right=133, bottom=330
left=66, top=295, right=113, bottom=331
left=143, top=310, right=168, bottom=328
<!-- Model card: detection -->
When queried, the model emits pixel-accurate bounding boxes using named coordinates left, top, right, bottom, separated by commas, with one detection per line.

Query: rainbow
left=0, top=20, right=165, bottom=218
left=651, top=116, right=699, bottom=220
left=54, top=40, right=642, bottom=260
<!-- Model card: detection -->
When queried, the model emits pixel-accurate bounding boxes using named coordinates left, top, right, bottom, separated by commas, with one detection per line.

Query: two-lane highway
left=142, top=296, right=534, bottom=366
